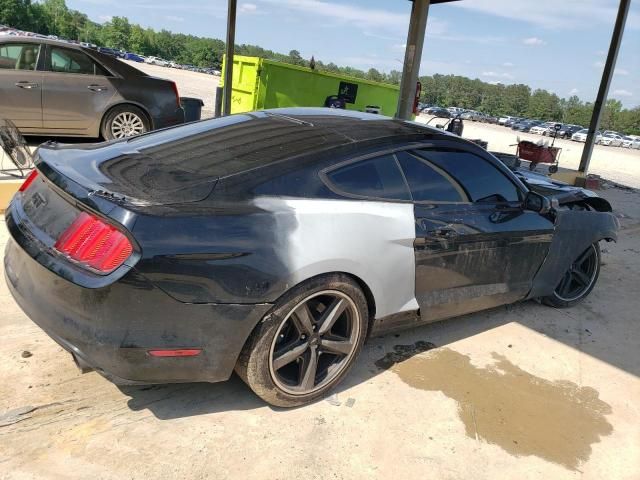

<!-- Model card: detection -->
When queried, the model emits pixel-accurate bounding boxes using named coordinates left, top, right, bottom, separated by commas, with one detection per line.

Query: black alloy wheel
left=544, top=243, right=601, bottom=308
left=269, top=290, right=360, bottom=395
left=236, top=274, right=368, bottom=407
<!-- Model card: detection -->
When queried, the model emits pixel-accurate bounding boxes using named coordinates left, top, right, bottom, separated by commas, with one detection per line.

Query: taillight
left=54, top=212, right=133, bottom=273
left=171, top=81, right=181, bottom=108
left=19, top=169, right=39, bottom=192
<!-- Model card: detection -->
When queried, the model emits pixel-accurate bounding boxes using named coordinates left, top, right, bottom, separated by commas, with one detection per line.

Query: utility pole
left=579, top=0, right=630, bottom=174
left=396, top=0, right=430, bottom=119
left=222, top=0, right=237, bottom=116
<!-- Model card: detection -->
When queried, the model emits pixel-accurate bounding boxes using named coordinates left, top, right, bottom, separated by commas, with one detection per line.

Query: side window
left=326, top=154, right=411, bottom=201
left=395, top=151, right=466, bottom=202
left=0, top=43, right=40, bottom=71
left=413, top=149, right=521, bottom=203
left=49, top=47, right=103, bottom=75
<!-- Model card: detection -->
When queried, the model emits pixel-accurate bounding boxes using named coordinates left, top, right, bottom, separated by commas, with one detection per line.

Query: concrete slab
left=0, top=186, right=638, bottom=479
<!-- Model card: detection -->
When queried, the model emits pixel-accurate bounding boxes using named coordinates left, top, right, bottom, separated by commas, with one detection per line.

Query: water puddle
left=376, top=344, right=613, bottom=470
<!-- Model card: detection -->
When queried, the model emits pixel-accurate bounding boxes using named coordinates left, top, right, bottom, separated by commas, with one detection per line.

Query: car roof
left=88, top=108, right=453, bottom=196
left=121, top=108, right=447, bottom=178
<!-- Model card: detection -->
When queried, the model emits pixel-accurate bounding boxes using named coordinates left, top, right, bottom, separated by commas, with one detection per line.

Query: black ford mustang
left=3, top=108, right=619, bottom=407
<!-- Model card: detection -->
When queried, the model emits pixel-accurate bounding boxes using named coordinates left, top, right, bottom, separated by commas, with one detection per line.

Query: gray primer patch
left=254, top=197, right=418, bottom=317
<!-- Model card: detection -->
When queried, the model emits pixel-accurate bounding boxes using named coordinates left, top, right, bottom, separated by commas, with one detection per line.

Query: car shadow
left=118, top=375, right=265, bottom=420
left=117, top=274, right=639, bottom=419
left=116, top=302, right=520, bottom=419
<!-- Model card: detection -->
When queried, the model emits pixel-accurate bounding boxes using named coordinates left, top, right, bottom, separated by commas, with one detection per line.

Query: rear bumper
left=4, top=233, right=271, bottom=384
left=152, top=107, right=186, bottom=130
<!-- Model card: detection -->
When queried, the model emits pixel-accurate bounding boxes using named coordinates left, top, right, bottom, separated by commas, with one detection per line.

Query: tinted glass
left=0, top=43, right=40, bottom=70
left=396, top=151, right=465, bottom=202
left=414, top=149, right=520, bottom=203
left=50, top=47, right=98, bottom=75
left=327, top=155, right=410, bottom=200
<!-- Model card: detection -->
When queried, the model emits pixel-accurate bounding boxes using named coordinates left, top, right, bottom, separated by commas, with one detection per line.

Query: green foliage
left=417, top=74, right=639, bottom=135
left=2, top=0, right=638, bottom=134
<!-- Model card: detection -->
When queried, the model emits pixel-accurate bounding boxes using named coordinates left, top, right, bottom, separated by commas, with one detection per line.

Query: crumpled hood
left=514, top=169, right=612, bottom=212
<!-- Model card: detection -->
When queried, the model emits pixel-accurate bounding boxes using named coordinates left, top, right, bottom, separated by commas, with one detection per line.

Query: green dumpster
left=221, top=55, right=400, bottom=116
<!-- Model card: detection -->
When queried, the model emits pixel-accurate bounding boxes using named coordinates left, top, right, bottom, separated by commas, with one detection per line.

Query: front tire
left=101, top=105, right=149, bottom=140
left=543, top=243, right=601, bottom=308
left=236, top=274, right=369, bottom=407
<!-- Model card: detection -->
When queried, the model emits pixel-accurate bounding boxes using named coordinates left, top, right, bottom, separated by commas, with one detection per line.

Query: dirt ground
left=416, top=115, right=640, bottom=189
left=125, top=61, right=220, bottom=119
left=1, top=184, right=639, bottom=479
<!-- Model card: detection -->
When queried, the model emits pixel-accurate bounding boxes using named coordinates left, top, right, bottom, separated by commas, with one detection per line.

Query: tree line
left=2, top=0, right=638, bottom=134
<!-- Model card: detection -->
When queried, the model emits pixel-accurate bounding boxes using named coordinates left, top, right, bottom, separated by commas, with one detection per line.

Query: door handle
left=87, top=84, right=108, bottom=92
left=15, top=81, right=40, bottom=89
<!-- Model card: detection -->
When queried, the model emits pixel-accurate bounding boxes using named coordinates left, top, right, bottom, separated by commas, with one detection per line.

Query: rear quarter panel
left=111, top=76, right=182, bottom=129
left=133, top=197, right=418, bottom=319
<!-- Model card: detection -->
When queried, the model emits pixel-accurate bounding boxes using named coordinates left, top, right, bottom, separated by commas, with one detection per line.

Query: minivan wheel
left=102, top=105, right=149, bottom=140
left=236, top=274, right=369, bottom=407
left=543, top=243, right=601, bottom=308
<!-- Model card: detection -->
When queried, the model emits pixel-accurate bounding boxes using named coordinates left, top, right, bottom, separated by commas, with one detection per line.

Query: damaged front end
left=514, top=168, right=613, bottom=213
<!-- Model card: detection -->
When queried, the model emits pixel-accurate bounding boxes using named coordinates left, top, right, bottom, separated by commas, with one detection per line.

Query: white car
left=599, top=133, right=624, bottom=147
left=572, top=129, right=602, bottom=143
left=145, top=56, right=169, bottom=67
left=530, top=123, right=556, bottom=135
left=498, top=116, right=514, bottom=125
left=621, top=136, right=640, bottom=148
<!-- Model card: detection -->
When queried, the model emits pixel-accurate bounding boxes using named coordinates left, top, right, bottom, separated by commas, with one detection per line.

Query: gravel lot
left=416, top=115, right=640, bottom=189
left=124, top=60, right=220, bottom=119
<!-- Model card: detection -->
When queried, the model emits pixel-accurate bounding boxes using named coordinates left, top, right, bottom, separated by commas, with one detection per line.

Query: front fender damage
left=526, top=209, right=619, bottom=300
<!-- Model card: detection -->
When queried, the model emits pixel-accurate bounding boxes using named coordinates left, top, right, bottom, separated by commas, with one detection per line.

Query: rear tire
left=543, top=243, right=601, bottom=308
left=236, top=274, right=369, bottom=407
left=101, top=105, right=149, bottom=140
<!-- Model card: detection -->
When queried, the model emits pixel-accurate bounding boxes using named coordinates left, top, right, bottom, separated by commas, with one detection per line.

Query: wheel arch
left=272, top=271, right=377, bottom=328
left=526, top=210, right=619, bottom=300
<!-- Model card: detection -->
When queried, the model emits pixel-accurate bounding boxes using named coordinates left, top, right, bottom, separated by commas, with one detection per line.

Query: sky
left=68, top=0, right=640, bottom=107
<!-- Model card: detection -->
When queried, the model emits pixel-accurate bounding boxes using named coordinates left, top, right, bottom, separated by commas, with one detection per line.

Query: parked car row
left=0, top=26, right=221, bottom=76
left=497, top=115, right=638, bottom=148
left=569, top=129, right=639, bottom=148
left=420, top=106, right=498, bottom=124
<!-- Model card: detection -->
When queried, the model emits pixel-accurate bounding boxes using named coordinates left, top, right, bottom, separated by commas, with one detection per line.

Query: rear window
left=326, top=155, right=410, bottom=201
left=49, top=46, right=106, bottom=75
left=0, top=43, right=40, bottom=70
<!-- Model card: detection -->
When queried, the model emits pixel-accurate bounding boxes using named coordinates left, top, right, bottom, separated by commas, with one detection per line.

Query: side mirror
left=524, top=191, right=552, bottom=214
